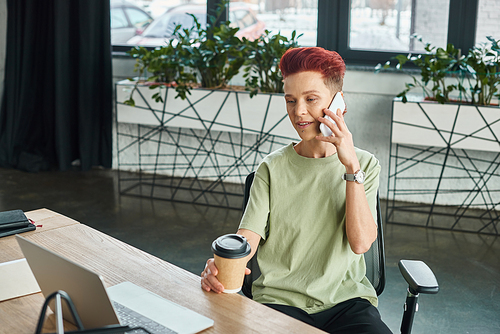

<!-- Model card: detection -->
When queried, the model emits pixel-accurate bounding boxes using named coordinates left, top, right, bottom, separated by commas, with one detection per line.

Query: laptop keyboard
left=112, top=301, right=178, bottom=334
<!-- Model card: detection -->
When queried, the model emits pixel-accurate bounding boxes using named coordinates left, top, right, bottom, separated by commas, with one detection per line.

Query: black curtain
left=0, top=0, right=112, bottom=172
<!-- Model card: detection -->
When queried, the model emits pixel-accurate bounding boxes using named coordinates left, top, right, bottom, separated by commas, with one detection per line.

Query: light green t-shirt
left=239, top=142, right=381, bottom=314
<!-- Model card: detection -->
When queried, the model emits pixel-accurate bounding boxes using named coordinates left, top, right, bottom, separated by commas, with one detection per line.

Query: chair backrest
left=365, top=194, right=386, bottom=296
left=241, top=171, right=386, bottom=299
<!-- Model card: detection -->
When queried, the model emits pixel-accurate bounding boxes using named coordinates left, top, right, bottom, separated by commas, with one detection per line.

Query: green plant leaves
left=171, top=2, right=247, bottom=92
left=124, top=2, right=301, bottom=101
left=375, top=36, right=500, bottom=105
left=243, top=29, right=301, bottom=96
left=124, top=97, right=135, bottom=107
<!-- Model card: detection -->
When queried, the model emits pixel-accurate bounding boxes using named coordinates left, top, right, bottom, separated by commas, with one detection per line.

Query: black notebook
left=0, top=210, right=36, bottom=238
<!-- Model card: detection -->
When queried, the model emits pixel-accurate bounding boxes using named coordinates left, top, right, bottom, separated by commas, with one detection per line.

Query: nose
left=295, top=101, right=308, bottom=116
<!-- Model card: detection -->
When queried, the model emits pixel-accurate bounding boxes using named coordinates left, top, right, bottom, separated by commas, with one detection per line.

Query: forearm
left=237, top=228, right=261, bottom=259
left=345, top=180, right=377, bottom=254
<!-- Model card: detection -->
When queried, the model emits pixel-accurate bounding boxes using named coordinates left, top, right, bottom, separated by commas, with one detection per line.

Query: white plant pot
left=114, top=80, right=300, bottom=208
left=116, top=80, right=299, bottom=140
left=392, top=98, right=500, bottom=152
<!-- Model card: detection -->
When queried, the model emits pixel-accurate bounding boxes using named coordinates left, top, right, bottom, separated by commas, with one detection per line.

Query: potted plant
left=123, top=14, right=301, bottom=102
left=376, top=35, right=500, bottom=105
left=115, top=3, right=303, bottom=207
left=124, top=40, right=195, bottom=106
left=379, top=36, right=500, bottom=234
left=375, top=35, right=500, bottom=152
left=122, top=1, right=243, bottom=107
left=117, top=2, right=302, bottom=138
left=462, top=36, right=500, bottom=106
left=173, top=13, right=245, bottom=92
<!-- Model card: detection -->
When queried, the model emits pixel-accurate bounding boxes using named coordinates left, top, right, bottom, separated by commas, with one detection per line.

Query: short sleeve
left=239, top=163, right=271, bottom=240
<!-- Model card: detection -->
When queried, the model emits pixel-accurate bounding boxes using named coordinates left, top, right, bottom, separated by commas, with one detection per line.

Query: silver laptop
left=16, top=235, right=214, bottom=334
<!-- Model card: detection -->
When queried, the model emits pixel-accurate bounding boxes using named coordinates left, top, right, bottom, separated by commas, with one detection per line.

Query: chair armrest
left=399, top=260, right=439, bottom=294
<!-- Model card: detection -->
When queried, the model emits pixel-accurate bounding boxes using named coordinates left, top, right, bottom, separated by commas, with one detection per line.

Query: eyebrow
left=284, top=90, right=321, bottom=98
left=301, top=90, right=321, bottom=95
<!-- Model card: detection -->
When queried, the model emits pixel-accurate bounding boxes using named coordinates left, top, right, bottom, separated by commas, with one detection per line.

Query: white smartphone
left=320, top=92, right=346, bottom=137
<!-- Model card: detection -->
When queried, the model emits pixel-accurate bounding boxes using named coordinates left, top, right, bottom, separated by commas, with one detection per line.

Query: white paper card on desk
left=0, top=258, right=41, bottom=301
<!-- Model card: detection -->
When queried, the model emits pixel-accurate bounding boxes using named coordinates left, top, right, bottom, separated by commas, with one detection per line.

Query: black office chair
left=241, top=172, right=439, bottom=334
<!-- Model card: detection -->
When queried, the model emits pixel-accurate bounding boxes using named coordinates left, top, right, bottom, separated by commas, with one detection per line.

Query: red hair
left=279, top=47, right=346, bottom=91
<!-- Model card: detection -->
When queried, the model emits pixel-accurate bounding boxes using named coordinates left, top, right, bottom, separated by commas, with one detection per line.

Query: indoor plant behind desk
left=114, top=6, right=301, bottom=207
left=377, top=36, right=500, bottom=234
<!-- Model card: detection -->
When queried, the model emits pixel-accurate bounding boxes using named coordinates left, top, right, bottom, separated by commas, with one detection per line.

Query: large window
left=110, top=1, right=154, bottom=45
left=240, top=0, right=318, bottom=46
left=349, top=0, right=450, bottom=53
left=112, top=0, right=498, bottom=67
left=317, top=0, right=489, bottom=66
left=111, top=0, right=317, bottom=49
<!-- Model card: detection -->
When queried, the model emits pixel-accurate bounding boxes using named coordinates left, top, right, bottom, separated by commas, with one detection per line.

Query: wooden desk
left=0, top=211, right=324, bottom=333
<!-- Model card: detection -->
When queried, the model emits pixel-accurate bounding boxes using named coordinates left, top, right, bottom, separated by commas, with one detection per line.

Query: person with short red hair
left=202, top=47, right=391, bottom=333
left=280, top=46, right=346, bottom=92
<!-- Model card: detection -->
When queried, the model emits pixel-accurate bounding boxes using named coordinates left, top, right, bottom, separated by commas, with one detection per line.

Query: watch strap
left=342, top=169, right=365, bottom=183
left=342, top=173, right=356, bottom=182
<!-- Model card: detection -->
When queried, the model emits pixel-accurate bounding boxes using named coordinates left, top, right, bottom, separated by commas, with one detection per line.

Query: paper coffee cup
left=212, top=234, right=251, bottom=293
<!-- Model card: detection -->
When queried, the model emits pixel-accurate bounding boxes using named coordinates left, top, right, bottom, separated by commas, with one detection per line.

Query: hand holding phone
left=320, top=92, right=346, bottom=137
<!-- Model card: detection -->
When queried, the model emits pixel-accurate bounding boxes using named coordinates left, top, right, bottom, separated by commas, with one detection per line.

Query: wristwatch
left=342, top=169, right=366, bottom=184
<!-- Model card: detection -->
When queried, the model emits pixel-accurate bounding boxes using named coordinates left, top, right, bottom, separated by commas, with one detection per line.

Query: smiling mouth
left=297, top=122, right=313, bottom=129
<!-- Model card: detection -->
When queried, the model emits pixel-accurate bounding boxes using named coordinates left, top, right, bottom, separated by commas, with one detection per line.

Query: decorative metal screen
left=386, top=99, right=500, bottom=235
left=115, top=83, right=298, bottom=209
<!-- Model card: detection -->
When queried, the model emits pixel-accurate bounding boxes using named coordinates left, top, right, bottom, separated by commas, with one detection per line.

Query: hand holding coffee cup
left=211, top=234, right=251, bottom=293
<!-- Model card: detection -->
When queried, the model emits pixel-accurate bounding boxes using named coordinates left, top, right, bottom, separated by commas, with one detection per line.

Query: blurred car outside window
left=111, top=0, right=153, bottom=45
left=148, top=0, right=207, bottom=18
left=111, top=7, right=129, bottom=29
left=230, top=9, right=257, bottom=29
left=144, top=12, right=207, bottom=38
left=125, top=7, right=153, bottom=33
left=126, top=3, right=264, bottom=46
left=112, top=1, right=318, bottom=47
left=246, top=0, right=318, bottom=47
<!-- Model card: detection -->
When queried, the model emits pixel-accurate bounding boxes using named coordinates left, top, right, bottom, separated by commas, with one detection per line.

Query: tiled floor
left=1, top=167, right=499, bottom=334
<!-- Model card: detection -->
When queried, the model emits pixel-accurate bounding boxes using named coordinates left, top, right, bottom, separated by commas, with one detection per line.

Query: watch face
left=355, top=170, right=366, bottom=183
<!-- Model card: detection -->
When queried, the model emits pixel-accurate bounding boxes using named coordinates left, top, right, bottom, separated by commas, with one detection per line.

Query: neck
left=294, top=139, right=336, bottom=158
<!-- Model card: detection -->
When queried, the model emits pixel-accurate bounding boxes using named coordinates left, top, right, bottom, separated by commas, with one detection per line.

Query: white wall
left=343, top=70, right=409, bottom=197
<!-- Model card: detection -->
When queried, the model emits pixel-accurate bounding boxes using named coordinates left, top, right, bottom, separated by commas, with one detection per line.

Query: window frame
left=316, top=0, right=479, bottom=66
